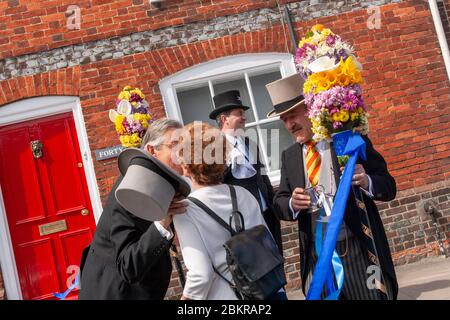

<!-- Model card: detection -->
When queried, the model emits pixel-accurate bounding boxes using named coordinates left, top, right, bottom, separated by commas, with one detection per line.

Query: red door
left=0, top=112, right=96, bottom=300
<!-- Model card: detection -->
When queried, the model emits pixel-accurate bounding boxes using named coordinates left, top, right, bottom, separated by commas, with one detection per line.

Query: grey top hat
left=265, top=73, right=306, bottom=118
left=115, top=148, right=191, bottom=222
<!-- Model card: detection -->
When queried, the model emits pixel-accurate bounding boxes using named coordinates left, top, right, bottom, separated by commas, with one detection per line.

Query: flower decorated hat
left=295, top=24, right=369, bottom=141
left=109, top=86, right=153, bottom=148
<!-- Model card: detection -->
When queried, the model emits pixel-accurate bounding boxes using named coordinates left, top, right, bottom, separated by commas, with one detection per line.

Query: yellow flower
left=118, top=91, right=131, bottom=101
left=133, top=113, right=151, bottom=129
left=332, top=112, right=341, bottom=122
left=351, top=112, right=359, bottom=121
left=132, top=88, right=145, bottom=99
left=120, top=133, right=142, bottom=148
left=339, top=110, right=350, bottom=123
left=311, top=24, right=325, bottom=32
left=115, top=115, right=126, bottom=134
left=303, top=79, right=314, bottom=94
left=299, top=37, right=314, bottom=48
left=123, top=86, right=132, bottom=91
left=321, top=28, right=333, bottom=37
left=358, top=107, right=364, bottom=114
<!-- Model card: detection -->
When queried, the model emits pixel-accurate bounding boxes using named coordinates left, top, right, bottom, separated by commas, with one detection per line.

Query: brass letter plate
left=39, top=220, right=67, bottom=236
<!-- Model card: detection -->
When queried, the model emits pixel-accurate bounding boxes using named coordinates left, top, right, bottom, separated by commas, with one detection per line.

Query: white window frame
left=160, top=53, right=297, bottom=186
left=0, top=96, right=103, bottom=300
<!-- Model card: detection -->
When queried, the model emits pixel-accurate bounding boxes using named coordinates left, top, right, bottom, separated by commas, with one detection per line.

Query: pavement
left=286, top=256, right=450, bottom=300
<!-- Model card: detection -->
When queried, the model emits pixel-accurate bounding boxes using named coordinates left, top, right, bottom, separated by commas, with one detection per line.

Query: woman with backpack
left=173, top=122, right=287, bottom=300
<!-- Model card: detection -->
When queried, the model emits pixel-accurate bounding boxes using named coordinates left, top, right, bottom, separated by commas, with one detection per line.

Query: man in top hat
left=266, top=74, right=398, bottom=300
left=209, top=90, right=283, bottom=254
left=79, top=118, right=190, bottom=300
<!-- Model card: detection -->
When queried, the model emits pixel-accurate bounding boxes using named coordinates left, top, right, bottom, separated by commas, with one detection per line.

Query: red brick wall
left=0, top=0, right=449, bottom=299
left=0, top=0, right=298, bottom=59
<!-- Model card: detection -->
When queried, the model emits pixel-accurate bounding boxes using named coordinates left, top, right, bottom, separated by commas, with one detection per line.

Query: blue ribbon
left=53, top=273, right=80, bottom=300
left=306, top=131, right=366, bottom=300
left=314, top=208, right=344, bottom=300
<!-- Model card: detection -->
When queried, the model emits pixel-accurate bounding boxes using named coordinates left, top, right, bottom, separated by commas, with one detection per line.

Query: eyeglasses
left=157, top=141, right=179, bottom=149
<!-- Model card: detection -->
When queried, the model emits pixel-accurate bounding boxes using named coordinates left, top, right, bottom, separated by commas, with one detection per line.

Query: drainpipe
left=428, top=0, right=450, bottom=83
left=424, top=200, right=449, bottom=258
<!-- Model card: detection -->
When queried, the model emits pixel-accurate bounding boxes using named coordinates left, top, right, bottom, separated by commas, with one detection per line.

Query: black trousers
left=304, top=234, right=394, bottom=300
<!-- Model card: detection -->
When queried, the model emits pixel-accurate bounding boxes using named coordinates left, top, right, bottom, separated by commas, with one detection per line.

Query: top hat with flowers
left=108, top=86, right=154, bottom=148
left=295, top=24, right=369, bottom=143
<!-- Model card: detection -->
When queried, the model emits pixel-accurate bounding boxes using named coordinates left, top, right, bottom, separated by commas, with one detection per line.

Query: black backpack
left=188, top=185, right=286, bottom=300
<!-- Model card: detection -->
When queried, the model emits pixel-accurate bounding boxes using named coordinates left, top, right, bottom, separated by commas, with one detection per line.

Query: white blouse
left=173, top=184, right=268, bottom=300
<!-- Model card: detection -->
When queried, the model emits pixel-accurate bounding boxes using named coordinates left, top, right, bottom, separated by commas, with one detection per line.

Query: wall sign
left=95, top=145, right=123, bottom=161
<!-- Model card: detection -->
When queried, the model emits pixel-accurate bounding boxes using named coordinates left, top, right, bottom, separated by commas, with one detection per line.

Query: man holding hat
left=266, top=74, right=398, bottom=300
left=79, top=118, right=190, bottom=300
left=209, top=90, right=283, bottom=253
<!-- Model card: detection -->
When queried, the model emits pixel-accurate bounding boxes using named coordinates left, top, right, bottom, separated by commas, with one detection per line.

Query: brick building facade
left=0, top=0, right=449, bottom=300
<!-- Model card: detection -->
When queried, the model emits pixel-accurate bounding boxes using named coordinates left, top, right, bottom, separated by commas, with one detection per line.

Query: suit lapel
left=291, top=143, right=306, bottom=188
left=330, top=141, right=341, bottom=187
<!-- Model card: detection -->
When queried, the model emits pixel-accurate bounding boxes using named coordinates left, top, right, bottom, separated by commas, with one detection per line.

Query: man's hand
left=158, top=194, right=188, bottom=230
left=340, top=164, right=369, bottom=190
left=291, top=188, right=311, bottom=212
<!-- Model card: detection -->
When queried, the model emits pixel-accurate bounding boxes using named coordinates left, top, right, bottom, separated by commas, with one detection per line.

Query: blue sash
left=306, top=131, right=366, bottom=300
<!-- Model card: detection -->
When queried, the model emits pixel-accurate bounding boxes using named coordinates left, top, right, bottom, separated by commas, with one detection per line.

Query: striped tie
left=306, top=141, right=321, bottom=187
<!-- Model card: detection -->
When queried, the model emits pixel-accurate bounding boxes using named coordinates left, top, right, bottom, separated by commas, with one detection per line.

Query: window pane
left=213, top=78, right=255, bottom=123
left=176, top=85, right=216, bottom=126
left=249, top=70, right=282, bottom=120
left=258, top=120, right=295, bottom=172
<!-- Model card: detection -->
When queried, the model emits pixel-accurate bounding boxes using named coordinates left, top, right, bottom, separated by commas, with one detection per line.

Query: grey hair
left=141, top=118, right=183, bottom=149
left=216, top=111, right=231, bottom=130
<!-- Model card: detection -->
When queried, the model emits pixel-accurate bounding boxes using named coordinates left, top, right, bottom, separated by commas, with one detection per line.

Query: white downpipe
left=428, top=0, right=450, bottom=82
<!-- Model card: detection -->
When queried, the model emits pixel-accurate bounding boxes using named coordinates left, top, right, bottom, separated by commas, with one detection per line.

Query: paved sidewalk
left=287, top=256, right=450, bottom=300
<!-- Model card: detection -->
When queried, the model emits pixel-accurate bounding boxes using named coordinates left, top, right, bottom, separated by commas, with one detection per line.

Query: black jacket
left=78, top=177, right=173, bottom=300
left=224, top=137, right=283, bottom=253
left=273, top=136, right=398, bottom=298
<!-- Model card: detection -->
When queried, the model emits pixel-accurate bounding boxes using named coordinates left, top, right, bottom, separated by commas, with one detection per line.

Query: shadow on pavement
left=399, top=280, right=450, bottom=300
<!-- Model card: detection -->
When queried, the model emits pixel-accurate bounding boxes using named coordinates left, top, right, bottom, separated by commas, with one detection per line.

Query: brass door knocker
left=31, top=140, right=43, bottom=159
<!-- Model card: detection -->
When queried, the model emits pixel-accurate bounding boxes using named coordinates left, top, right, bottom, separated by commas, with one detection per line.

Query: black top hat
left=209, top=90, right=250, bottom=120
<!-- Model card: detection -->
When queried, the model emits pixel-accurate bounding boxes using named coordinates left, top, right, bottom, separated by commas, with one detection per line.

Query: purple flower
left=133, top=106, right=149, bottom=114
left=333, top=122, right=343, bottom=129
left=295, top=43, right=317, bottom=62
left=123, top=118, right=131, bottom=134
left=326, top=35, right=336, bottom=46
left=129, top=93, right=143, bottom=103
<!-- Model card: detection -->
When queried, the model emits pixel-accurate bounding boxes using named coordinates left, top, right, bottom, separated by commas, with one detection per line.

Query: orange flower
left=311, top=24, right=325, bottom=32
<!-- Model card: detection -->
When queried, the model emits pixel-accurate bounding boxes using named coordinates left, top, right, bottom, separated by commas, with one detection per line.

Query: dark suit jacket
left=273, top=135, right=398, bottom=298
left=78, top=177, right=173, bottom=300
left=224, top=137, right=283, bottom=253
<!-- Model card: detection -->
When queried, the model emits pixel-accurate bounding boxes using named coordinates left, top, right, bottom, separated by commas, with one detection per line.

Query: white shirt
left=173, top=184, right=269, bottom=300
left=224, top=134, right=268, bottom=212
left=154, top=221, right=173, bottom=240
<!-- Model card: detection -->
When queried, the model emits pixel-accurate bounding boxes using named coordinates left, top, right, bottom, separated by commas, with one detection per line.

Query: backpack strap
left=187, top=193, right=243, bottom=299
left=188, top=196, right=237, bottom=236
left=211, top=264, right=243, bottom=300
left=228, top=185, right=245, bottom=232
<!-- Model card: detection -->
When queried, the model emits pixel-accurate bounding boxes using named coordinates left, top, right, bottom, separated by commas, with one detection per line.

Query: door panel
left=0, top=128, right=47, bottom=224
left=0, top=112, right=97, bottom=300
left=18, top=239, right=60, bottom=300
left=37, top=119, right=86, bottom=214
